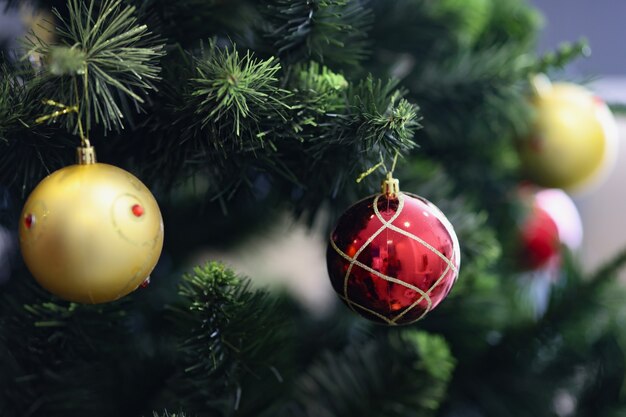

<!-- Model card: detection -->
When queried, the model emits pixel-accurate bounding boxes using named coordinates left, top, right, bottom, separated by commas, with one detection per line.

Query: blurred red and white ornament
left=535, top=188, right=583, bottom=251
left=518, top=187, right=583, bottom=270
left=516, top=188, right=583, bottom=317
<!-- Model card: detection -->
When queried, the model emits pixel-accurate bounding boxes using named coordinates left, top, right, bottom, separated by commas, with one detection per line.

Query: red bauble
left=327, top=192, right=461, bottom=325
left=520, top=206, right=559, bottom=269
left=518, top=188, right=582, bottom=270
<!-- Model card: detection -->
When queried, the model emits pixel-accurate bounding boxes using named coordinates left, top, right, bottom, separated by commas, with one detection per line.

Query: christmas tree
left=1, top=1, right=625, bottom=416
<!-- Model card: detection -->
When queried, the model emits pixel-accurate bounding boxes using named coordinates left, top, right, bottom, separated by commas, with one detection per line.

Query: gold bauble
left=520, top=80, right=618, bottom=191
left=19, top=157, right=164, bottom=304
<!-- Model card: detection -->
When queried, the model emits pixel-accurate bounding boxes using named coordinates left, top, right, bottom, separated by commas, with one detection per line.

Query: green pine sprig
left=167, top=262, right=295, bottom=415
left=265, top=0, right=372, bottom=68
left=27, top=0, right=165, bottom=132
left=189, top=41, right=290, bottom=144
left=286, top=331, right=455, bottom=417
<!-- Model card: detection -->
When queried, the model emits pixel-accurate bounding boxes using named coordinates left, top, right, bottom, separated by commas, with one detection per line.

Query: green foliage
left=46, top=46, right=87, bottom=76
left=347, top=77, right=419, bottom=154
left=118, top=54, right=420, bottom=216
left=434, top=0, right=493, bottom=44
left=286, top=330, right=455, bottom=417
left=290, top=61, right=349, bottom=117
left=153, top=411, right=187, bottom=417
left=0, top=64, right=76, bottom=195
left=3, top=0, right=626, bottom=416
left=264, top=0, right=372, bottom=68
left=27, top=0, right=164, bottom=132
left=189, top=42, right=289, bottom=143
left=0, top=65, right=28, bottom=144
left=475, top=0, right=543, bottom=48
left=442, top=250, right=626, bottom=417
left=535, top=38, right=591, bottom=73
left=0, top=275, right=137, bottom=417
left=167, top=262, right=295, bottom=415
left=285, top=64, right=420, bottom=158
left=136, top=0, right=262, bottom=48
left=368, top=0, right=460, bottom=62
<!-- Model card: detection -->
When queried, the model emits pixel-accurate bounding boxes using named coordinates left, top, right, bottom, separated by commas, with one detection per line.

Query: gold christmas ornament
left=520, top=76, right=618, bottom=192
left=19, top=146, right=164, bottom=304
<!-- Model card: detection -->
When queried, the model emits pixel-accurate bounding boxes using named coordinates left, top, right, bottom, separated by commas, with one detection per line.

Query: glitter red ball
left=131, top=204, right=144, bottom=217
left=326, top=192, right=460, bottom=325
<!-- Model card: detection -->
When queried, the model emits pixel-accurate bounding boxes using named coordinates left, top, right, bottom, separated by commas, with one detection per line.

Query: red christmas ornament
left=327, top=174, right=461, bottom=325
left=518, top=188, right=581, bottom=270
left=520, top=205, right=559, bottom=269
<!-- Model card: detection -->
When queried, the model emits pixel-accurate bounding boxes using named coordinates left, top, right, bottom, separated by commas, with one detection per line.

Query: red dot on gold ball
left=131, top=204, right=144, bottom=217
left=24, top=214, right=34, bottom=229
left=140, top=277, right=151, bottom=288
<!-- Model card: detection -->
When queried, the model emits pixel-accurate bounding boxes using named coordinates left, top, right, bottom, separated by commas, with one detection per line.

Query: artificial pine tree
left=1, top=1, right=625, bottom=416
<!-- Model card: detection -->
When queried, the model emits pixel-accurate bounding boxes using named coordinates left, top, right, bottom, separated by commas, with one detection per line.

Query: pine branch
left=535, top=38, right=591, bottom=73
left=347, top=77, right=420, bottom=153
left=291, top=74, right=419, bottom=209
left=368, top=0, right=462, bottom=62
left=26, top=0, right=164, bottom=132
left=264, top=0, right=372, bottom=68
left=539, top=245, right=626, bottom=334
left=473, top=0, right=543, bottom=49
left=119, top=58, right=421, bottom=216
left=167, top=262, right=295, bottom=415
left=0, top=64, right=76, bottom=195
left=0, top=274, right=135, bottom=416
left=0, top=65, right=28, bottom=145
left=136, top=0, right=263, bottom=48
left=188, top=41, right=290, bottom=146
left=284, top=330, right=455, bottom=417
left=153, top=411, right=187, bottom=417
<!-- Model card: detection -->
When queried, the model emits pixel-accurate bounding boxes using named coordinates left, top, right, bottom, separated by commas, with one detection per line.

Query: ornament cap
left=76, top=145, right=97, bottom=165
left=381, top=172, right=400, bottom=197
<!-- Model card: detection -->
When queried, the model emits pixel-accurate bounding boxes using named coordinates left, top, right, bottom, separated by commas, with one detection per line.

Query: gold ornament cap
left=381, top=172, right=400, bottom=198
left=77, top=145, right=96, bottom=165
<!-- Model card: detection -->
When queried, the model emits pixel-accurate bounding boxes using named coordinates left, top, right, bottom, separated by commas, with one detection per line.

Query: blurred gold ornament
left=19, top=147, right=164, bottom=304
left=520, top=76, right=618, bottom=191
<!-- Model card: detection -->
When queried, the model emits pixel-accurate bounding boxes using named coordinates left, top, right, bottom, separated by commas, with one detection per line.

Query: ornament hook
left=76, top=145, right=96, bottom=165
left=381, top=172, right=400, bottom=197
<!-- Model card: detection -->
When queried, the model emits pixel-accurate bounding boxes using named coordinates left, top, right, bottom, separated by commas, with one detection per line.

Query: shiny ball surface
left=327, top=192, right=460, bottom=325
left=19, top=163, right=164, bottom=304
left=520, top=82, right=618, bottom=191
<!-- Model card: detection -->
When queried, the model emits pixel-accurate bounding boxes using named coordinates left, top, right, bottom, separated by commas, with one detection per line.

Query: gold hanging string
left=356, top=159, right=385, bottom=184
left=355, top=151, right=400, bottom=184
left=35, top=100, right=79, bottom=124
left=355, top=151, right=401, bottom=196
left=389, top=151, right=399, bottom=176
left=72, top=74, right=90, bottom=148
left=34, top=74, right=91, bottom=148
